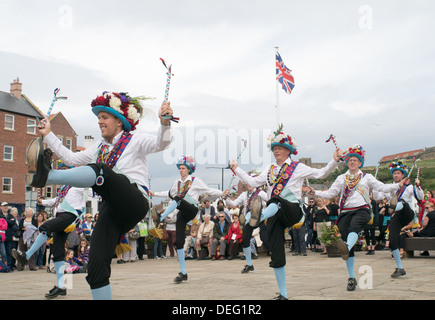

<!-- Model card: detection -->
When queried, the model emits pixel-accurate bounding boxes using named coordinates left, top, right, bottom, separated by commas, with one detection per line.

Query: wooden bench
left=404, top=237, right=435, bottom=258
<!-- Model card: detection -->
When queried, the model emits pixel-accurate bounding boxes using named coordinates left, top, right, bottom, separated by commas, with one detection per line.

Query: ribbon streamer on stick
left=160, top=58, right=179, bottom=123
left=325, top=134, right=338, bottom=149
left=374, top=163, right=380, bottom=179
left=407, top=157, right=420, bottom=178
left=28, top=88, right=67, bottom=128
left=228, top=139, right=248, bottom=189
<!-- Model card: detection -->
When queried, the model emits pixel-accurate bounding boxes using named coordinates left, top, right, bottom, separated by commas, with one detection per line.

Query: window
left=2, top=177, right=12, bottom=193
left=5, top=114, right=14, bottom=130
left=27, top=119, right=36, bottom=134
left=3, top=145, right=13, bottom=161
left=46, top=186, right=53, bottom=198
left=66, top=138, right=72, bottom=150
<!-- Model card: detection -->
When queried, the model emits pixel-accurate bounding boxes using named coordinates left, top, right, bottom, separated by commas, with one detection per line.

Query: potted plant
left=318, top=222, right=342, bottom=257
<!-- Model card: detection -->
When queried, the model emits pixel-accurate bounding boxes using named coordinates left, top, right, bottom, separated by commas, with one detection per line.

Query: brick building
left=0, top=78, right=78, bottom=213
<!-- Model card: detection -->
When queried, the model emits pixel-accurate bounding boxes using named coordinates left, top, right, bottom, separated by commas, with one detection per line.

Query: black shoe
left=174, top=272, right=188, bottom=284
left=347, top=278, right=357, bottom=291
left=45, top=286, right=66, bottom=299
left=391, top=268, right=406, bottom=278
left=272, top=293, right=288, bottom=300
left=336, top=239, right=349, bottom=260
left=241, top=264, right=254, bottom=274
left=25, top=138, right=52, bottom=188
left=12, top=249, right=28, bottom=266
left=249, top=196, right=263, bottom=228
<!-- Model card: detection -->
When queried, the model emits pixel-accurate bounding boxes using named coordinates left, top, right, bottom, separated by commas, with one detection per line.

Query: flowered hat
left=342, top=144, right=365, bottom=168
left=91, top=92, right=146, bottom=132
left=176, top=155, right=196, bottom=174
left=267, top=125, right=298, bottom=155
left=389, top=161, right=407, bottom=176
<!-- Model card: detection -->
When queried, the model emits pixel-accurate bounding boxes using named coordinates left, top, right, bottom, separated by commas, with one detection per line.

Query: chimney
left=10, top=77, right=22, bottom=99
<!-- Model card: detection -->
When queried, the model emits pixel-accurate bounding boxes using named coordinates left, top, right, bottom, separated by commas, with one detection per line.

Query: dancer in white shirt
left=24, top=91, right=173, bottom=299
left=307, top=145, right=408, bottom=291
left=224, top=180, right=267, bottom=274
left=373, top=161, right=423, bottom=277
left=151, top=155, right=223, bottom=283
left=230, top=128, right=342, bottom=300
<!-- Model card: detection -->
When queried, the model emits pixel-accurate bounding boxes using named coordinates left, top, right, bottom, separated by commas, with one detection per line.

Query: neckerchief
left=395, top=184, right=410, bottom=199
left=53, top=185, right=72, bottom=213
left=96, top=132, right=133, bottom=169
left=177, top=177, right=195, bottom=198
left=339, top=173, right=365, bottom=210
left=271, top=161, right=299, bottom=196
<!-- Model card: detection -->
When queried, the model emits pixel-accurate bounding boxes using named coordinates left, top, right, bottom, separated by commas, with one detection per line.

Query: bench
left=404, top=237, right=435, bottom=258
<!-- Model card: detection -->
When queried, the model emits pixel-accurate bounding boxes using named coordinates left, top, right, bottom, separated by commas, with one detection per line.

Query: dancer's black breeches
left=388, top=201, right=414, bottom=251
left=173, top=196, right=198, bottom=250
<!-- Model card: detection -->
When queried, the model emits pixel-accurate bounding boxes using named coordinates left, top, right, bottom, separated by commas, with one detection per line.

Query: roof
left=0, top=91, right=44, bottom=118
left=380, top=149, right=424, bottom=163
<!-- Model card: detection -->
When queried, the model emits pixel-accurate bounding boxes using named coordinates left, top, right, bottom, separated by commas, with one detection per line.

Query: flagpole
left=275, top=46, right=280, bottom=128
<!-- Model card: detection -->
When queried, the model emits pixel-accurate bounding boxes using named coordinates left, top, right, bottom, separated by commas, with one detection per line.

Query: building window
left=66, top=138, right=72, bottom=150
left=46, top=186, right=53, bottom=198
left=27, top=119, right=36, bottom=134
left=5, top=114, right=14, bottom=130
left=2, top=177, right=12, bottom=193
left=3, top=145, right=13, bottom=161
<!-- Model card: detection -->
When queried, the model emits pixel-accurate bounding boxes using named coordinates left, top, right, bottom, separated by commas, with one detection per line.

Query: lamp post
left=205, top=166, right=230, bottom=191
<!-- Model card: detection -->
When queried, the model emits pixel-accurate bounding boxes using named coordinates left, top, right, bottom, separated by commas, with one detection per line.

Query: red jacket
left=225, top=222, right=242, bottom=244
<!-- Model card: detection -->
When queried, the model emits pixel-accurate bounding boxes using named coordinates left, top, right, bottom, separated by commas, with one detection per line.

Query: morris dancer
left=223, top=179, right=267, bottom=274
left=25, top=91, right=173, bottom=299
left=373, top=161, right=423, bottom=277
left=151, top=155, right=223, bottom=283
left=230, top=128, right=342, bottom=300
left=307, top=145, right=408, bottom=291
left=13, top=161, right=87, bottom=299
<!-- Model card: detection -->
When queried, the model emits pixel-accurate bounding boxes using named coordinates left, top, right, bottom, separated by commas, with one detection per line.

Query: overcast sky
left=1, top=1, right=434, bottom=193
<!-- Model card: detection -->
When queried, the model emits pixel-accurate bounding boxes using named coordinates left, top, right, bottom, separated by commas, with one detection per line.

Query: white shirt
left=41, top=187, right=86, bottom=216
left=226, top=190, right=268, bottom=215
left=235, top=158, right=339, bottom=203
left=44, top=126, right=172, bottom=189
left=373, top=184, right=424, bottom=206
left=153, top=175, right=223, bottom=204
left=315, top=170, right=400, bottom=209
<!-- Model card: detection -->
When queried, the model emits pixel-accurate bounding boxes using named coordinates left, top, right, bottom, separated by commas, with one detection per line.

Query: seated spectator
left=184, top=221, right=199, bottom=259
left=76, top=238, right=90, bottom=267
left=64, top=249, right=83, bottom=273
left=195, top=214, right=214, bottom=259
left=226, top=213, right=243, bottom=260
left=211, top=212, right=230, bottom=260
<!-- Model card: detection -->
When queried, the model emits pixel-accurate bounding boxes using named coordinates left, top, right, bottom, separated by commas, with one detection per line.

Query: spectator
left=34, top=211, right=47, bottom=269
left=216, top=199, right=231, bottom=223
left=227, top=213, right=242, bottom=260
left=82, top=214, right=93, bottom=242
left=154, top=236, right=166, bottom=259
left=328, top=196, right=340, bottom=225
left=123, top=225, right=140, bottom=262
left=0, top=202, right=9, bottom=264
left=17, top=208, right=38, bottom=271
left=76, top=238, right=90, bottom=268
left=196, top=214, right=214, bottom=259
left=364, top=197, right=378, bottom=255
left=314, top=198, right=330, bottom=254
left=184, top=221, right=199, bottom=259
left=377, top=198, right=390, bottom=246
left=304, top=198, right=316, bottom=250
left=200, top=200, right=216, bottom=222
left=211, top=212, right=230, bottom=260
left=6, top=207, right=20, bottom=270
left=164, top=211, right=177, bottom=258
left=64, top=249, right=82, bottom=273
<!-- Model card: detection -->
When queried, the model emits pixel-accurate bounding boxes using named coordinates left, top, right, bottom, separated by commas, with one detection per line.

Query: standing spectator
left=304, top=198, right=316, bottom=250
left=0, top=202, right=9, bottom=264
left=34, top=212, right=47, bottom=269
left=164, top=211, right=177, bottom=258
left=6, top=207, right=20, bottom=270
left=216, top=199, right=231, bottom=223
left=328, top=196, right=340, bottom=226
left=314, top=198, right=330, bottom=254
left=17, top=208, right=38, bottom=271
left=211, top=212, right=230, bottom=260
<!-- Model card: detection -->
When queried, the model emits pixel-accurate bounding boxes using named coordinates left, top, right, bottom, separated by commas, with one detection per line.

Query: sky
left=1, top=0, right=434, bottom=193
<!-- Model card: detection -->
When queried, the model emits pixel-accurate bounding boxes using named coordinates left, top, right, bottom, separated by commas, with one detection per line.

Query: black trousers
left=173, top=196, right=198, bottom=250
left=266, top=197, right=304, bottom=268
left=388, top=201, right=414, bottom=251
left=39, top=212, right=77, bottom=262
left=86, top=164, right=149, bottom=290
left=336, top=208, right=371, bottom=258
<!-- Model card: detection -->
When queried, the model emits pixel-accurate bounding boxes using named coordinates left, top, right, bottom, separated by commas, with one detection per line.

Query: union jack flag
left=275, top=52, right=295, bottom=94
